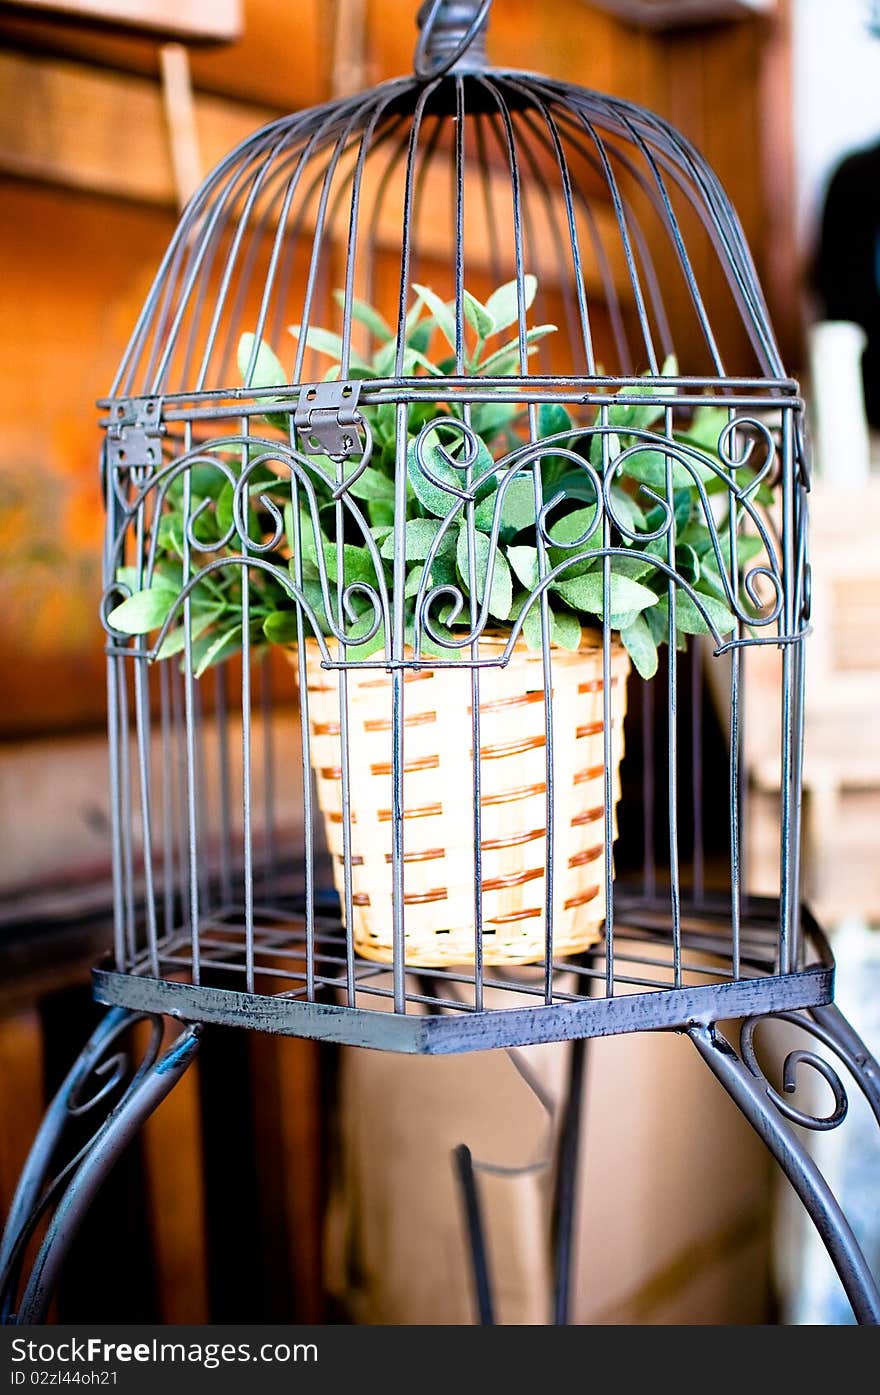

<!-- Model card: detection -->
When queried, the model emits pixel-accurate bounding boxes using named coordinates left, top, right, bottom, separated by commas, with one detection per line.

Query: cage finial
left=413, top=0, right=492, bottom=77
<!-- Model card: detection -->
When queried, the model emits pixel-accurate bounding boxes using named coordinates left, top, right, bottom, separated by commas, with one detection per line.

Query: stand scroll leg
left=808, top=1003, right=880, bottom=1126
left=0, top=1007, right=200, bottom=1325
left=689, top=1015, right=880, bottom=1325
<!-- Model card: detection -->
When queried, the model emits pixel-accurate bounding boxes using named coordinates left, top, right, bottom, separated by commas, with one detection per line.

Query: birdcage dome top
left=109, top=0, right=787, bottom=406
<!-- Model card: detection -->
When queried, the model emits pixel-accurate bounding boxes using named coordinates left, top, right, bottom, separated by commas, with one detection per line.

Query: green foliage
left=112, top=278, right=767, bottom=676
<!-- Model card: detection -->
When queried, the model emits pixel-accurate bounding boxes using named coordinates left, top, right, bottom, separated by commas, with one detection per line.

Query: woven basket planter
left=294, top=632, right=630, bottom=967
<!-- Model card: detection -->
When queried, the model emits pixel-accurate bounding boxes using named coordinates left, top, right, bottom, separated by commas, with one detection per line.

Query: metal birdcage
left=95, top=0, right=814, bottom=1041
left=3, top=0, right=880, bottom=1328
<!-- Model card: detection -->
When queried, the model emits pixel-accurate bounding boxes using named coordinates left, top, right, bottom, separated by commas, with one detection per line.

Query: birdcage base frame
left=89, top=894, right=834, bottom=1053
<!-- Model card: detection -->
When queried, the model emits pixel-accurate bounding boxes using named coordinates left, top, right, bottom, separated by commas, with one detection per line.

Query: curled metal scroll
left=0, top=1010, right=165, bottom=1318
left=740, top=1014, right=853, bottom=1132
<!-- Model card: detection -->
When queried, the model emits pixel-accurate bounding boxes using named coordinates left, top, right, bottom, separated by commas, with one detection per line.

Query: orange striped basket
left=295, top=632, right=629, bottom=966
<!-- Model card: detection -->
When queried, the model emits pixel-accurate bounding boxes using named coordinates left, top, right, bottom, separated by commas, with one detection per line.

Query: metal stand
left=689, top=1005, right=880, bottom=1325
left=0, top=1007, right=200, bottom=1325
left=2, top=1000, right=878, bottom=1325
left=454, top=1005, right=880, bottom=1325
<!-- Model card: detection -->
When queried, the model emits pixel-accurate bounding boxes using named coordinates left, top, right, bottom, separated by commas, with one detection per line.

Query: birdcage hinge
left=106, top=396, right=165, bottom=471
left=294, top=381, right=363, bottom=460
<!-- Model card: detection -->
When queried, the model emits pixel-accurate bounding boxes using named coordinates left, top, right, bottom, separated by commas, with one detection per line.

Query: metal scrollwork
left=0, top=1009, right=201, bottom=1325
left=0, top=1009, right=165, bottom=1319
left=690, top=1010, right=880, bottom=1323
left=740, top=1013, right=854, bottom=1131
left=66, top=1016, right=164, bottom=1118
left=105, top=406, right=789, bottom=668
left=103, top=430, right=389, bottom=660
left=407, top=411, right=784, bottom=661
left=414, top=413, right=483, bottom=501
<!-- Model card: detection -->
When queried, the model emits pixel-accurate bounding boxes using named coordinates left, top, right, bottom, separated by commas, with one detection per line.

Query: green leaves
left=686, top=404, right=727, bottom=454
left=406, top=427, right=465, bottom=517
left=473, top=472, right=536, bottom=535
left=332, top=289, right=393, bottom=342
left=546, top=506, right=598, bottom=548
left=681, top=591, right=738, bottom=637
left=521, top=601, right=581, bottom=653
left=457, top=527, right=513, bottom=622
left=322, top=542, right=381, bottom=587
left=371, top=338, right=445, bottom=378
left=191, top=624, right=243, bottom=678
left=288, top=323, right=370, bottom=372
left=343, top=621, right=388, bottom=659
left=137, top=279, right=770, bottom=678
left=236, top=334, right=291, bottom=431
left=471, top=399, right=519, bottom=439
left=608, top=484, right=647, bottom=536
left=108, top=582, right=177, bottom=635
left=619, top=614, right=658, bottom=680
left=463, top=289, right=495, bottom=340
left=379, top=518, right=446, bottom=562
left=622, top=442, right=717, bottom=492
left=283, top=501, right=320, bottom=565
left=553, top=570, right=658, bottom=620
left=546, top=507, right=601, bottom=576
left=108, top=574, right=245, bottom=676
left=650, top=589, right=738, bottom=638
left=411, top=283, right=458, bottom=353
left=484, top=275, right=537, bottom=333
left=344, top=466, right=396, bottom=502
left=409, top=279, right=546, bottom=373
left=405, top=425, right=495, bottom=518
left=263, top=610, right=299, bottom=646
left=605, top=353, right=679, bottom=432
left=507, top=545, right=539, bottom=592
left=237, top=333, right=287, bottom=389
left=538, top=402, right=573, bottom=440
left=478, top=324, right=557, bottom=376
left=156, top=606, right=223, bottom=659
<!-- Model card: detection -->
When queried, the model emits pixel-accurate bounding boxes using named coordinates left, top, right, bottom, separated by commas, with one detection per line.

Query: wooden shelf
left=0, top=0, right=241, bottom=44
left=0, top=48, right=274, bottom=205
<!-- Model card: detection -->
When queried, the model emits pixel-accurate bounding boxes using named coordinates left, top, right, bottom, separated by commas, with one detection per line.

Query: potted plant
left=109, top=276, right=769, bottom=966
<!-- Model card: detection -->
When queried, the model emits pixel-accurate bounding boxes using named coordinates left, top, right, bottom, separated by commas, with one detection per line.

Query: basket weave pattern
left=297, top=634, right=630, bottom=966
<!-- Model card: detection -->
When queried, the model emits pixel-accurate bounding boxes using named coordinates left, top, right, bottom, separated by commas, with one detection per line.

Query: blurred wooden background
left=0, top=0, right=796, bottom=1323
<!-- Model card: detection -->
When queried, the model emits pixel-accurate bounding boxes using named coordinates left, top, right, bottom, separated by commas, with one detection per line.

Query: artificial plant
left=109, top=276, right=768, bottom=679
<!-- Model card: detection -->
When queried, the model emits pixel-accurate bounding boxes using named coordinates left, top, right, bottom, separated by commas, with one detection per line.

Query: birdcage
left=91, top=0, right=817, bottom=1044
left=5, top=0, right=880, bottom=1330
